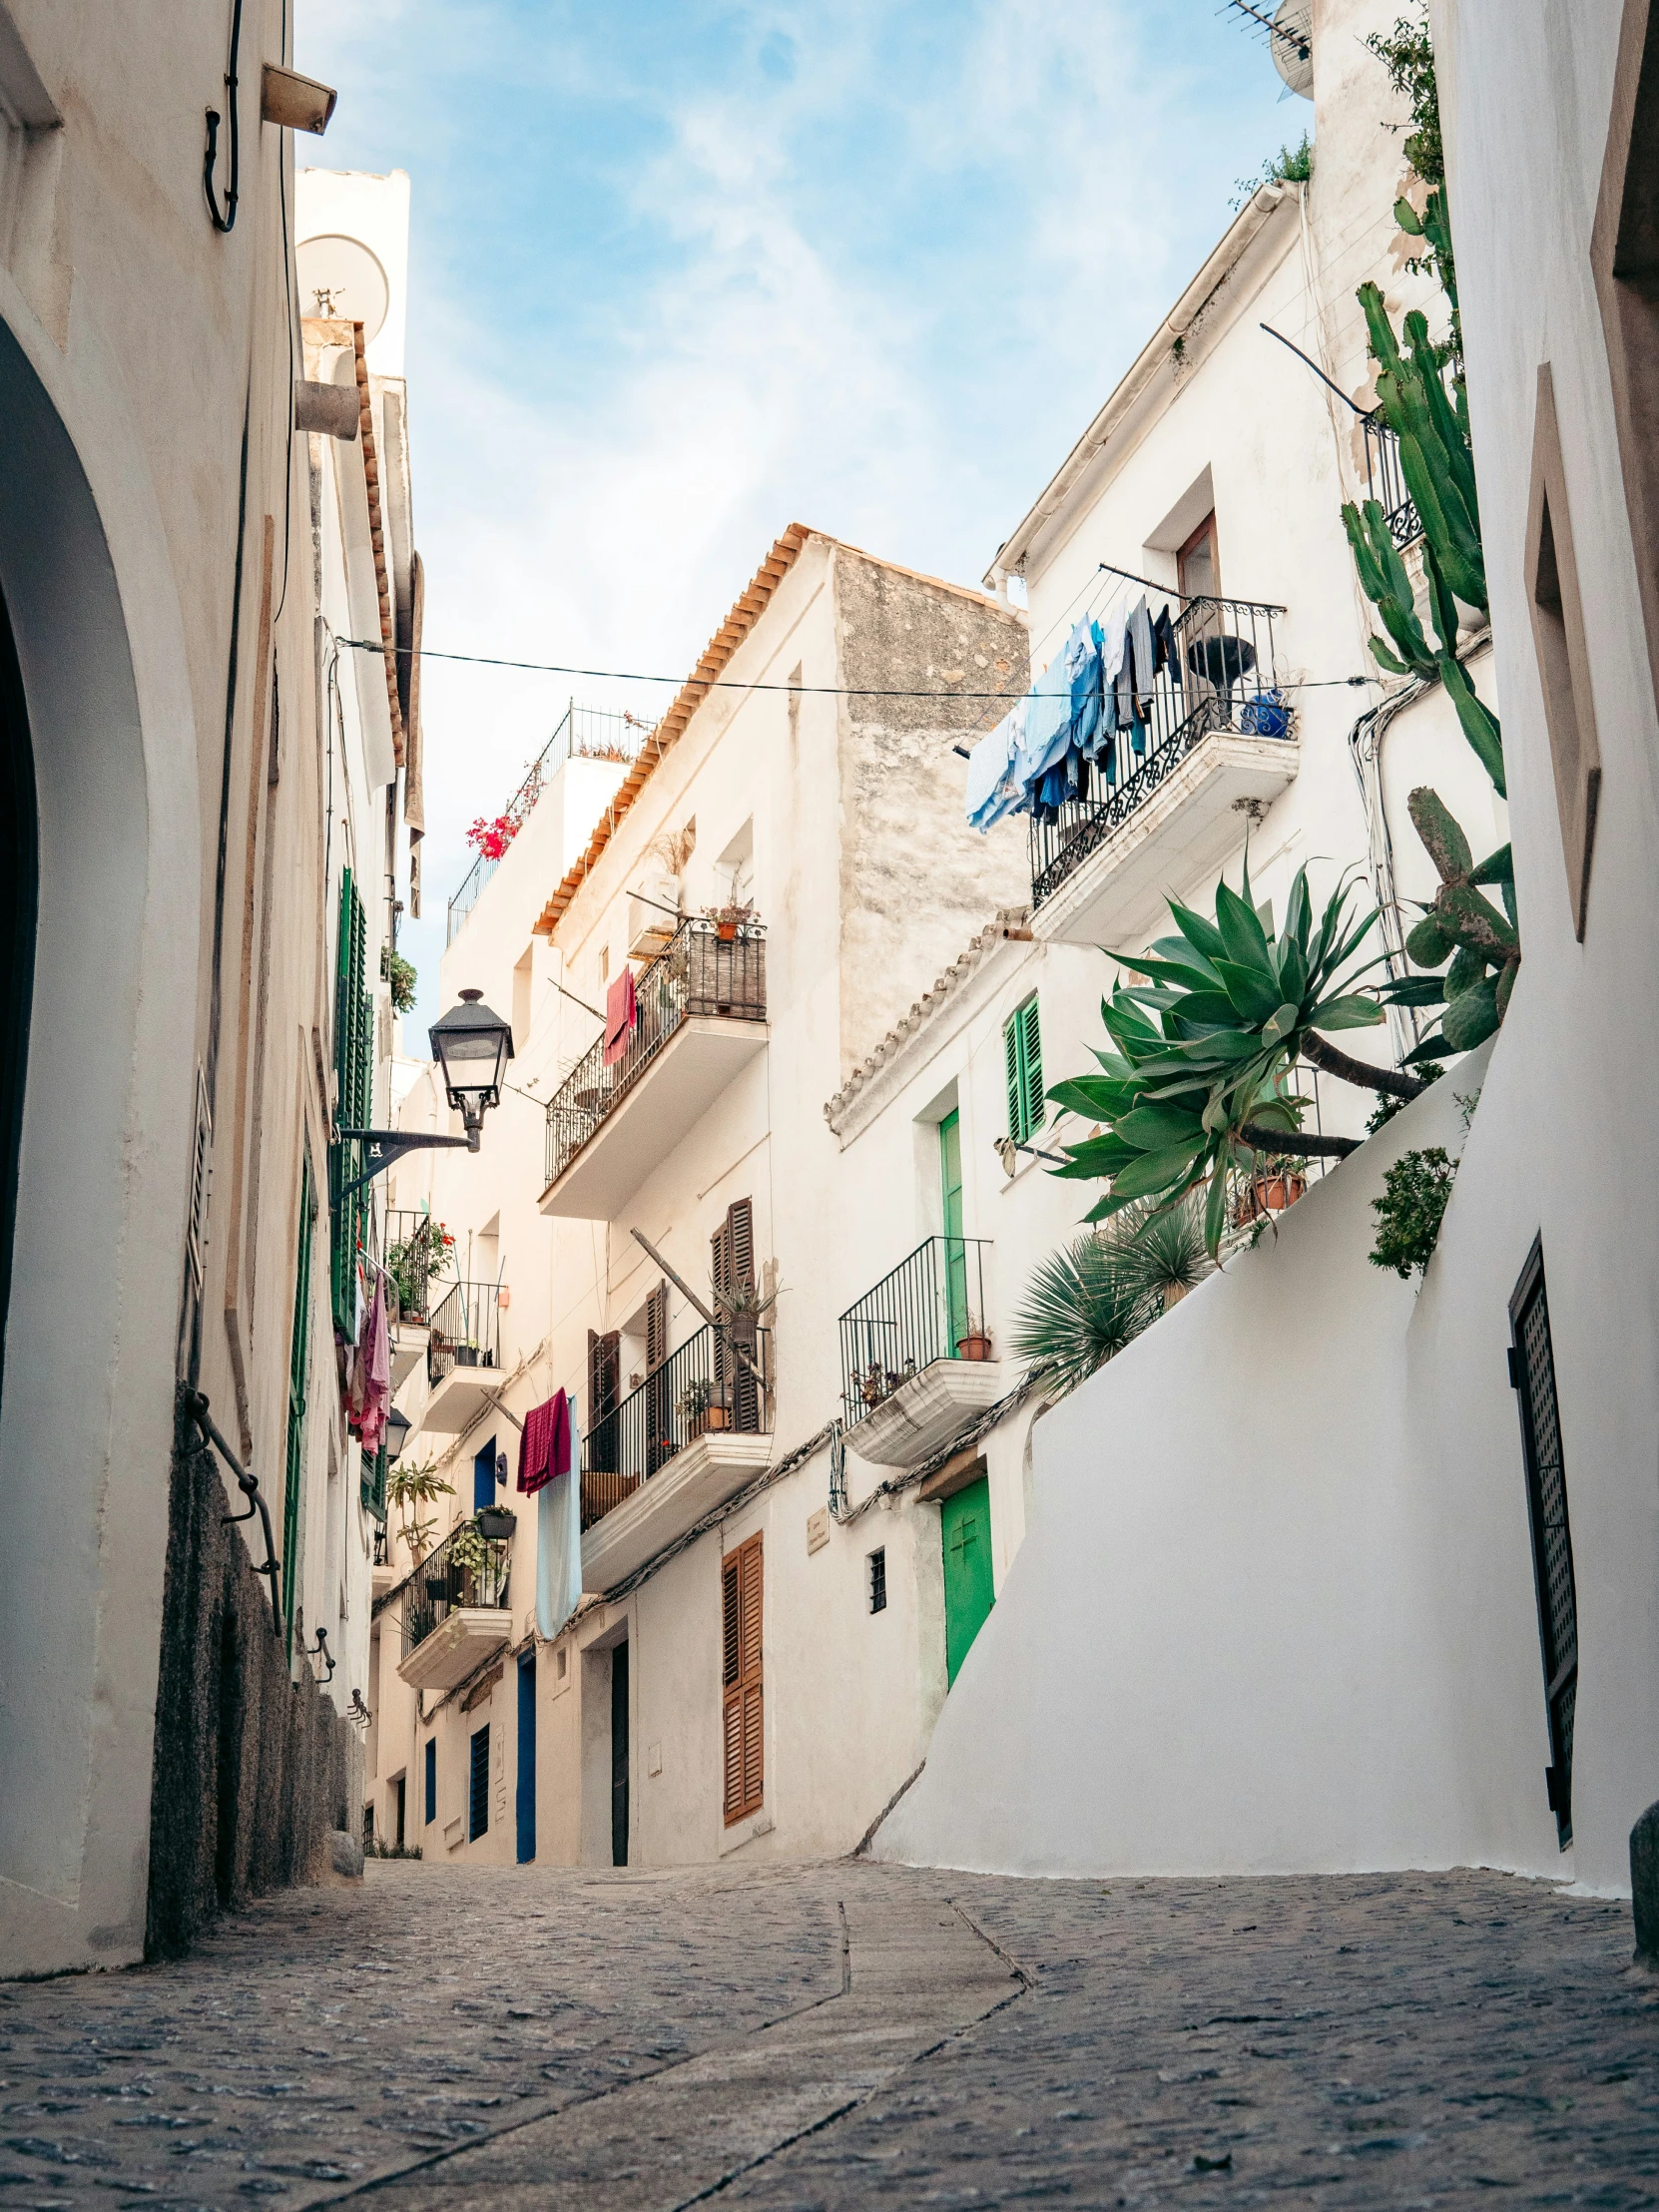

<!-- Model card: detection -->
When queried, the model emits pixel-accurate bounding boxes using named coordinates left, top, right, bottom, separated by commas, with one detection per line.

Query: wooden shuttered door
left=711, top=1198, right=760, bottom=1432
left=329, top=869, right=372, bottom=1334
left=645, top=1283, right=671, bottom=1474
left=721, top=1533, right=764, bottom=1825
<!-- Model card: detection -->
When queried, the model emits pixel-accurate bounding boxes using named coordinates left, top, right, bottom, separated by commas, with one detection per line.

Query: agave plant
left=1011, top=1233, right=1154, bottom=1396
left=1050, top=859, right=1424, bottom=1255
left=1114, top=1193, right=1216, bottom=1311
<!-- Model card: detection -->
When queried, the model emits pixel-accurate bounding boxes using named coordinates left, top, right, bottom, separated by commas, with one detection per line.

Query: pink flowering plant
left=466, top=813, right=520, bottom=862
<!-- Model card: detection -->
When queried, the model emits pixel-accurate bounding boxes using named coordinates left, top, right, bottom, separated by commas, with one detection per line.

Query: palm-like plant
left=1011, top=1233, right=1154, bottom=1396
left=1114, top=1193, right=1215, bottom=1311
left=1050, top=859, right=1425, bottom=1254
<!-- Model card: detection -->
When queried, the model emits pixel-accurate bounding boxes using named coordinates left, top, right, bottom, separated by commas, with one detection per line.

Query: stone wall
left=146, top=1403, right=359, bottom=1959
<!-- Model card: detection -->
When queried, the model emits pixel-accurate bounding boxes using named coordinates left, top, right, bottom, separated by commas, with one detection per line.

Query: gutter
left=986, top=185, right=1292, bottom=587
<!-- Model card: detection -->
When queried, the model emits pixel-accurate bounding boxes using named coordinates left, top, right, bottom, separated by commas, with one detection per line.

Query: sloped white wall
left=875, top=1034, right=1586, bottom=1884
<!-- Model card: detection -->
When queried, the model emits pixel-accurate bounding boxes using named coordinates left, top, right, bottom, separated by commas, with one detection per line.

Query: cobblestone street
left=1, top=1861, right=1655, bottom=2208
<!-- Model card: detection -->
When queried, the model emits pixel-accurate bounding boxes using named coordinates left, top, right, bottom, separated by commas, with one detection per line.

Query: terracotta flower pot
left=1253, top=1171, right=1307, bottom=1215
left=716, top=920, right=738, bottom=942
left=955, top=1333, right=993, bottom=1362
left=705, top=1403, right=730, bottom=1432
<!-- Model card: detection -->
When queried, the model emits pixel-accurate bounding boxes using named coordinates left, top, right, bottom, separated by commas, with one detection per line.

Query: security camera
left=262, top=63, right=337, bottom=135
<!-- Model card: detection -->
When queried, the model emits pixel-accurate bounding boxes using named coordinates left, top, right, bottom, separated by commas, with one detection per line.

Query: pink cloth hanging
left=603, top=968, right=637, bottom=1068
left=357, top=1277, right=392, bottom=1456
left=518, top=1387, right=572, bottom=1496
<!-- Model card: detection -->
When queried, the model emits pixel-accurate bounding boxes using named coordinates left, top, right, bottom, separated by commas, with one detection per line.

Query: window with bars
left=469, top=1724, right=490, bottom=1841
left=722, top=1534, right=764, bottom=1826
left=1508, top=1237, right=1579, bottom=1849
left=1003, top=995, right=1043, bottom=1148
left=867, top=1546, right=887, bottom=1615
left=330, top=868, right=372, bottom=1337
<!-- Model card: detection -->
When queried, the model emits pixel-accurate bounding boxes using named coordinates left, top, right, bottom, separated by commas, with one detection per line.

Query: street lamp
left=334, top=987, right=515, bottom=1199
left=428, top=989, right=514, bottom=1149
left=384, top=1406, right=412, bottom=1463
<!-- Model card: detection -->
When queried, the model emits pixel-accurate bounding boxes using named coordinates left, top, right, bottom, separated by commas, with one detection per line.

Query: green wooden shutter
left=1002, top=996, right=1043, bottom=1146
left=283, top=1152, right=316, bottom=1658
left=1019, top=995, right=1043, bottom=1137
left=329, top=868, right=372, bottom=1336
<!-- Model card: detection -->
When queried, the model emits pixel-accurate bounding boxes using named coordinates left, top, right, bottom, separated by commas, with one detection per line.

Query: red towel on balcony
left=602, top=968, right=637, bottom=1067
left=518, top=1387, right=572, bottom=1496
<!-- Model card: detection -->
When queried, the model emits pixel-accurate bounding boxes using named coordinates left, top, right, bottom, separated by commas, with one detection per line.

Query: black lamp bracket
left=334, top=1128, right=475, bottom=1200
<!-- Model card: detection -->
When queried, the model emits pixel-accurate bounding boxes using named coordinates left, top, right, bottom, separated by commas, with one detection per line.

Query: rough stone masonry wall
left=834, top=549, right=1031, bottom=1076
left=145, top=1401, right=359, bottom=1959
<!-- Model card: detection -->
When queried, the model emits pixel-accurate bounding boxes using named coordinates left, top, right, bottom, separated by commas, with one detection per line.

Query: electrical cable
left=333, top=634, right=1374, bottom=698
left=203, top=0, right=245, bottom=233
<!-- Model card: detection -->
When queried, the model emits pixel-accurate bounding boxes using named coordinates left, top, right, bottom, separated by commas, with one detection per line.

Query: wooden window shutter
left=1003, top=1013, right=1023, bottom=1146
left=587, top=1328, right=621, bottom=1476
left=1020, top=996, right=1043, bottom=1135
left=329, top=868, right=371, bottom=1335
left=646, top=1283, right=668, bottom=1373
left=721, top=1533, right=763, bottom=1825
left=727, top=1198, right=755, bottom=1289
left=724, top=1199, right=760, bottom=1432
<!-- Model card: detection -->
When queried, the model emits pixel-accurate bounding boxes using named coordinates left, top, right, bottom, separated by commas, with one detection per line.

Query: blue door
left=516, top=1653, right=537, bottom=1863
left=473, top=1434, right=496, bottom=1512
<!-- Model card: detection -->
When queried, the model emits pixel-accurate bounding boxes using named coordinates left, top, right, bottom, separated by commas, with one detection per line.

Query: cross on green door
left=940, top=1473, right=994, bottom=1686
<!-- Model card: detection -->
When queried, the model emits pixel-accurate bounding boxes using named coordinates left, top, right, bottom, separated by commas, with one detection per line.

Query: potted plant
left=387, top=1456, right=453, bottom=1567
left=704, top=897, right=758, bottom=943
left=955, top=1315, right=994, bottom=1362
left=1246, top=1154, right=1308, bottom=1219
left=445, top=1520, right=491, bottom=1604
left=676, top=1377, right=713, bottom=1439
left=476, top=1504, right=516, bottom=1541
left=452, top=1339, right=481, bottom=1369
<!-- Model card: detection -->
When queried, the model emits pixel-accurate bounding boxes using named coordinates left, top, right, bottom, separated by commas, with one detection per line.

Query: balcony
left=839, top=1237, right=1003, bottom=1468
left=579, top=1321, right=773, bottom=1593
left=1362, top=413, right=1423, bottom=552
left=541, top=918, right=768, bottom=1221
left=384, top=1207, right=448, bottom=1387
left=395, top=1509, right=516, bottom=1693
left=1028, top=594, right=1299, bottom=948
left=420, top=1278, right=507, bottom=1435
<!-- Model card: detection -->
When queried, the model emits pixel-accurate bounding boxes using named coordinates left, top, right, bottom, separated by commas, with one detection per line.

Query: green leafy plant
left=386, top=1455, right=452, bottom=1566
left=1012, top=1233, right=1153, bottom=1395
left=1369, top=1144, right=1457, bottom=1279
left=380, top=942, right=417, bottom=1014
left=1050, top=859, right=1424, bottom=1255
left=1367, top=7, right=1458, bottom=359
left=1368, top=1062, right=1442, bottom=1132
left=1231, top=131, right=1314, bottom=212
left=1114, top=1193, right=1216, bottom=1312
left=385, top=1215, right=453, bottom=1321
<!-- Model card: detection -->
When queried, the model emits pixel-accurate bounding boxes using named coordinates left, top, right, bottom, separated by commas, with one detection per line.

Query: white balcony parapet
left=849, top=1360, right=1007, bottom=1468
left=581, top=1432, right=774, bottom=1594
left=395, top=1606, right=512, bottom=1693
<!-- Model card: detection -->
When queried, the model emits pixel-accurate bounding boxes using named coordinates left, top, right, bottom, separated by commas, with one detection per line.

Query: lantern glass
left=428, top=988, right=513, bottom=1124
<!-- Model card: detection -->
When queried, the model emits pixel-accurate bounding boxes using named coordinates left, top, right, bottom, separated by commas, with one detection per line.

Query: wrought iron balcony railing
left=1362, top=412, right=1423, bottom=552
left=1029, top=593, right=1291, bottom=910
left=581, top=1321, right=773, bottom=1531
left=427, top=1278, right=505, bottom=1384
left=401, top=1511, right=514, bottom=1654
left=543, top=917, right=768, bottom=1192
left=384, top=1206, right=450, bottom=1325
left=838, top=1237, right=992, bottom=1431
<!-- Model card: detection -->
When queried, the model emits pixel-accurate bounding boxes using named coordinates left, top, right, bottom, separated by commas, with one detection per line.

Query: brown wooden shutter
left=721, top=1534, right=763, bottom=1825
left=725, top=1199, right=760, bottom=1432
left=587, top=1328, right=620, bottom=1476
left=646, top=1283, right=668, bottom=1372
left=727, top=1198, right=754, bottom=1290
left=645, top=1284, right=671, bottom=1475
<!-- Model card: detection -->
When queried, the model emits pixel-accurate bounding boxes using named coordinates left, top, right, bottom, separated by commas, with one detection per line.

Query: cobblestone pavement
left=0, top=1860, right=1653, bottom=2209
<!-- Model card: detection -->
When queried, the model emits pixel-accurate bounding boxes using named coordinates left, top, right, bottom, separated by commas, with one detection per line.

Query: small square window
left=867, top=1547, right=887, bottom=1614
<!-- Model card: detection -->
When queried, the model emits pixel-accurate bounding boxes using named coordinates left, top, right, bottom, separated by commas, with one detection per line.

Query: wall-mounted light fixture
left=262, top=63, right=336, bottom=135
left=335, top=990, right=513, bottom=1199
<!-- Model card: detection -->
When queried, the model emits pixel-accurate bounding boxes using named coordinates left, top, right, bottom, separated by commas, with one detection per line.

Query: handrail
left=543, top=917, right=767, bottom=1191
left=582, top=1321, right=773, bottom=1530
left=838, top=1236, right=992, bottom=1428
left=182, top=1387, right=281, bottom=1635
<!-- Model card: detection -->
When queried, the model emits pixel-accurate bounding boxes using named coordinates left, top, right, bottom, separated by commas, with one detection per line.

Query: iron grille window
left=867, top=1547, right=887, bottom=1614
left=469, top=1724, right=490, bottom=1841
left=1508, top=1237, right=1578, bottom=1849
left=1004, top=996, right=1043, bottom=1146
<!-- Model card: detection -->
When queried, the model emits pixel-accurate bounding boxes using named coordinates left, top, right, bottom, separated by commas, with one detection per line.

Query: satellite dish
left=1272, top=0, right=1314, bottom=99
left=296, top=234, right=390, bottom=339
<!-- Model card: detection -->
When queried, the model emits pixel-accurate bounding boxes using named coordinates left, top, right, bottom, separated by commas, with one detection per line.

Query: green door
left=941, top=1474, right=994, bottom=1686
left=939, top=1110, right=968, bottom=1353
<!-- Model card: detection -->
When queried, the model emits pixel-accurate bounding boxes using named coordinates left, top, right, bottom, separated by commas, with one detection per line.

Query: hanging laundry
left=603, top=967, right=637, bottom=1068
left=1153, top=604, right=1182, bottom=684
left=536, top=1404, right=584, bottom=1640
left=355, top=1275, right=391, bottom=1457
left=518, top=1386, right=573, bottom=1498
left=964, top=697, right=1028, bottom=830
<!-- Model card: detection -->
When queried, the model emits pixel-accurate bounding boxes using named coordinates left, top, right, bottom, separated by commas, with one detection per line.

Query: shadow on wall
left=146, top=1397, right=359, bottom=1958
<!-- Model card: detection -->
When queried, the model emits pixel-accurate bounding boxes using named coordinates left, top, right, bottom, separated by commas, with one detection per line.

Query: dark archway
left=0, top=583, right=36, bottom=1413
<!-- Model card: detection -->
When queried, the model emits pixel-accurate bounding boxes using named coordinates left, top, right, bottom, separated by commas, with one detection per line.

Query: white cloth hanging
left=536, top=1408, right=583, bottom=1640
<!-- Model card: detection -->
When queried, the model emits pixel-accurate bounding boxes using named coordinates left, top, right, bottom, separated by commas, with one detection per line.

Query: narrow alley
left=2, top=1861, right=1654, bottom=2207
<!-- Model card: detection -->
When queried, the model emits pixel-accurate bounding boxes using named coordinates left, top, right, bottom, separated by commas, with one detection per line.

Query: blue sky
left=297, top=1, right=1303, bottom=1029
